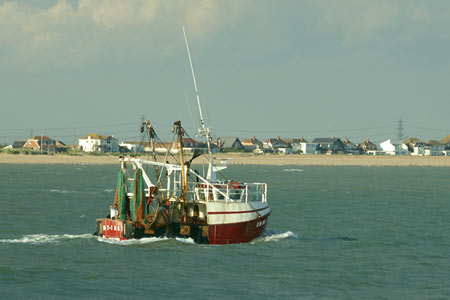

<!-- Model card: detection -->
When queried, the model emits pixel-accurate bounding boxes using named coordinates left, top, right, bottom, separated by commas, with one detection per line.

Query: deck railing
left=126, top=158, right=267, bottom=204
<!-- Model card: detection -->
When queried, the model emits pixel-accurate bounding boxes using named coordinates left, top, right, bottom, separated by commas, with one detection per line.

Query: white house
left=120, top=141, right=146, bottom=153
left=410, top=141, right=444, bottom=156
left=79, top=134, right=119, bottom=153
left=300, top=142, right=319, bottom=154
left=379, top=139, right=409, bottom=155
left=425, top=140, right=445, bottom=156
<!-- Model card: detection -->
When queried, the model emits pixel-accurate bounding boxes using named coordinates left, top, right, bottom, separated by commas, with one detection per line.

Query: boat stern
left=95, top=218, right=141, bottom=240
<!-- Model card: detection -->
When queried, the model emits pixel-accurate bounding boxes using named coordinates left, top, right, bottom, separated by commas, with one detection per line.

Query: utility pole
left=396, top=118, right=405, bottom=140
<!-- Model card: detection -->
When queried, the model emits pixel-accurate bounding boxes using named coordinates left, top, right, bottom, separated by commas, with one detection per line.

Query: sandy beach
left=0, top=153, right=449, bottom=166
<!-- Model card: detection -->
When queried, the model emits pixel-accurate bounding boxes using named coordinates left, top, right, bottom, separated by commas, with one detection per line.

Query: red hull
left=208, top=213, right=270, bottom=244
left=98, top=212, right=270, bottom=244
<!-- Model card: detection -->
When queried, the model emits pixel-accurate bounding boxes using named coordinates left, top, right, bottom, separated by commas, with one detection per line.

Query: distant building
left=263, top=136, right=289, bottom=153
left=404, top=137, right=423, bottom=152
left=379, top=139, right=409, bottom=155
left=342, top=138, right=360, bottom=154
left=282, top=137, right=308, bottom=153
left=425, top=140, right=445, bottom=156
left=79, top=134, right=119, bottom=153
left=155, top=138, right=210, bottom=154
left=214, top=137, right=244, bottom=152
left=439, top=134, right=450, bottom=150
left=120, top=141, right=146, bottom=153
left=312, top=137, right=345, bottom=154
left=300, top=142, right=318, bottom=155
left=3, top=140, right=27, bottom=150
left=23, top=136, right=57, bottom=153
left=241, top=136, right=263, bottom=151
left=359, top=138, right=378, bottom=153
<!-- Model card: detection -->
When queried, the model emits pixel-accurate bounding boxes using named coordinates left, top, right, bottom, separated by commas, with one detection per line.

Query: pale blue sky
left=1, top=0, right=449, bottom=144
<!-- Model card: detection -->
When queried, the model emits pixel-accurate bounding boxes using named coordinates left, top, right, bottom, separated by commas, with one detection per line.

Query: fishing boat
left=94, top=28, right=270, bottom=244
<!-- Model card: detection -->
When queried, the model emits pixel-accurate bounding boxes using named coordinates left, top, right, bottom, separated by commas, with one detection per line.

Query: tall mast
left=173, top=121, right=188, bottom=205
left=182, top=26, right=216, bottom=181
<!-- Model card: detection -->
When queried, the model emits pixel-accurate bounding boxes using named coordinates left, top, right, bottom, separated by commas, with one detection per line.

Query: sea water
left=0, top=164, right=449, bottom=299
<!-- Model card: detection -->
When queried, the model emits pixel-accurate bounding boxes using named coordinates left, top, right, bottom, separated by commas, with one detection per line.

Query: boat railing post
left=206, top=184, right=209, bottom=202
left=264, top=184, right=267, bottom=202
left=245, top=184, right=248, bottom=203
left=256, top=184, right=259, bottom=201
left=226, top=184, right=229, bottom=203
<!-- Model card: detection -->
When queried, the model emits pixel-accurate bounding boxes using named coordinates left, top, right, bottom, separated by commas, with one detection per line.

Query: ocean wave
left=96, top=236, right=195, bottom=245
left=48, top=189, right=101, bottom=195
left=0, top=234, right=94, bottom=244
left=104, top=189, right=114, bottom=193
left=251, top=230, right=299, bottom=244
left=175, top=237, right=195, bottom=244
left=282, top=168, right=304, bottom=172
left=50, top=189, right=75, bottom=194
left=97, top=236, right=169, bottom=245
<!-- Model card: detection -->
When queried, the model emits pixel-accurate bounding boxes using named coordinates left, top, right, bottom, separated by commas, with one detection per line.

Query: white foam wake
left=0, top=234, right=94, bottom=244
left=97, top=236, right=195, bottom=245
left=251, top=231, right=299, bottom=244
left=175, top=237, right=195, bottom=244
left=282, top=168, right=304, bottom=172
left=50, top=189, right=74, bottom=194
left=96, top=236, right=169, bottom=245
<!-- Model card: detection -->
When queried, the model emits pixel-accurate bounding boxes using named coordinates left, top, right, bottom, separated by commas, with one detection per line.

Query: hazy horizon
left=1, top=0, right=449, bottom=145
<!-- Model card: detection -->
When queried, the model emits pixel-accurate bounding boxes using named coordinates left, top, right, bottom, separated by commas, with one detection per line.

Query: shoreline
left=0, top=153, right=449, bottom=166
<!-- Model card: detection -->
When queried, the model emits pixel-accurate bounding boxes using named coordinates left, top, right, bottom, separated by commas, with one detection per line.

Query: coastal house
left=342, top=138, right=360, bottom=154
left=55, top=141, right=68, bottom=152
left=282, top=137, right=308, bottom=153
left=241, top=136, right=263, bottom=152
left=264, top=137, right=291, bottom=153
left=312, top=137, right=345, bottom=154
left=439, top=135, right=450, bottom=155
left=3, top=140, right=26, bottom=150
left=79, top=134, right=119, bottom=153
left=359, top=138, right=378, bottom=153
left=379, top=139, right=409, bottom=155
left=300, top=142, right=319, bottom=155
left=119, top=141, right=147, bottom=153
left=408, top=137, right=447, bottom=156
left=404, top=137, right=423, bottom=152
left=425, top=140, right=445, bottom=156
left=155, top=138, right=210, bottom=154
left=439, top=134, right=450, bottom=149
left=410, top=141, right=426, bottom=156
left=23, top=136, right=57, bottom=153
left=213, top=137, right=244, bottom=152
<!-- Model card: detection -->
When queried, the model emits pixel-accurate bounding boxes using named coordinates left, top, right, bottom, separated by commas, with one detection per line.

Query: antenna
left=396, top=118, right=404, bottom=140
left=182, top=26, right=216, bottom=181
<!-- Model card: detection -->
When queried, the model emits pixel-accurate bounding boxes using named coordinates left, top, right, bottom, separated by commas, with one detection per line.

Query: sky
left=1, top=0, right=449, bottom=145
